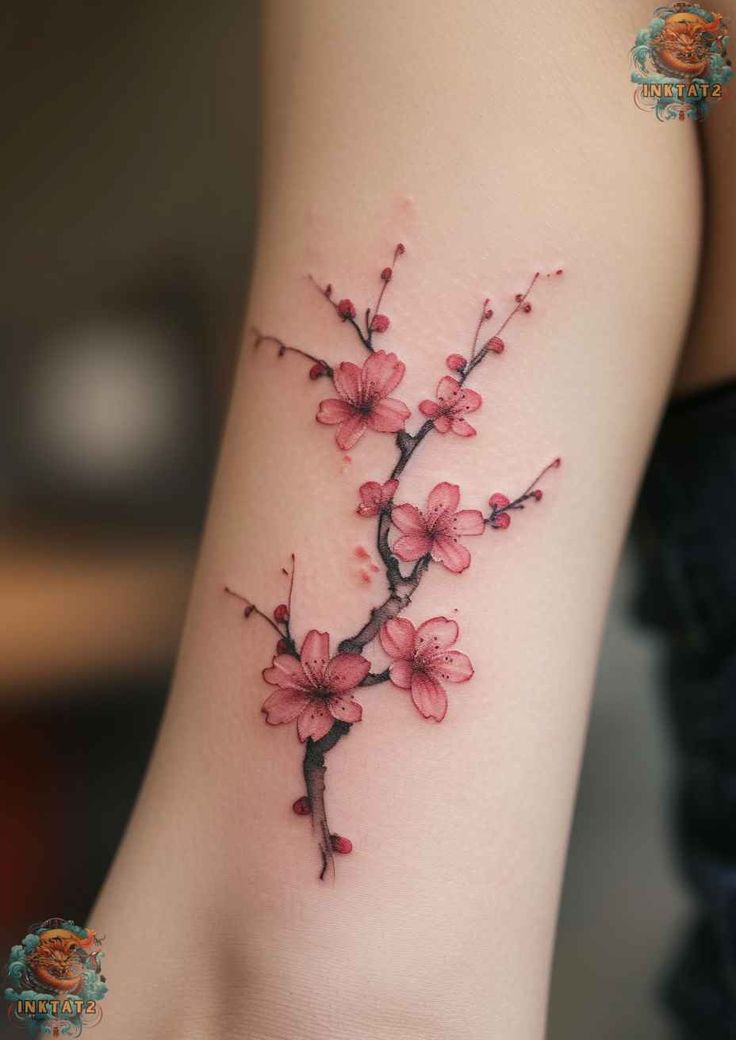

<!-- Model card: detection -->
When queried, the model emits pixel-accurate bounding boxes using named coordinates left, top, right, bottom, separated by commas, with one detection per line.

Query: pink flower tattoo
left=262, top=630, right=369, bottom=742
left=391, top=481, right=485, bottom=573
left=227, top=242, right=564, bottom=879
left=380, top=616, right=474, bottom=722
left=356, top=478, right=399, bottom=517
left=419, top=376, right=482, bottom=437
left=316, top=350, right=410, bottom=450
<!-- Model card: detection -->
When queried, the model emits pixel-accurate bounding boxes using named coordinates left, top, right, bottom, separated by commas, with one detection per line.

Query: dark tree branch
left=237, top=262, right=558, bottom=879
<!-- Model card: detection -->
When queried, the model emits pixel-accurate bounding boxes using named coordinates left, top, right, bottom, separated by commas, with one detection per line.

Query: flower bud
left=491, top=513, right=511, bottom=529
left=309, top=361, right=327, bottom=380
left=487, top=337, right=505, bottom=354
left=330, top=833, right=353, bottom=854
left=446, top=354, right=466, bottom=372
left=371, top=314, right=390, bottom=333
left=522, top=302, right=532, bottom=313
left=292, top=796, right=311, bottom=816
left=515, top=293, right=524, bottom=303
left=243, top=604, right=254, bottom=618
left=337, top=298, right=356, bottom=319
left=273, top=604, right=289, bottom=622
left=381, top=267, right=393, bottom=282
left=396, top=243, right=406, bottom=255
left=488, top=493, right=510, bottom=509
left=276, top=638, right=289, bottom=654
left=532, top=489, right=543, bottom=501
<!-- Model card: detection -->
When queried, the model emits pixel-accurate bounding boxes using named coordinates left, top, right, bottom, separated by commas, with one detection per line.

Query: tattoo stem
left=224, top=586, right=296, bottom=652
left=304, top=720, right=350, bottom=881
left=253, top=329, right=333, bottom=376
left=462, top=272, right=539, bottom=383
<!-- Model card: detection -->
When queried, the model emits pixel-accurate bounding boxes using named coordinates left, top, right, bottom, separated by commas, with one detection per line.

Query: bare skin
left=91, top=3, right=702, bottom=1039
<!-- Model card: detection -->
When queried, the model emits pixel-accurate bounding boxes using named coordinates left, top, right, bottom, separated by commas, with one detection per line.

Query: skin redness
left=226, top=243, right=563, bottom=881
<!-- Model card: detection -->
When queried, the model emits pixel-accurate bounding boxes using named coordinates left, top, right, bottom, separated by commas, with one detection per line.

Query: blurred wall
left=0, top=4, right=686, bottom=1038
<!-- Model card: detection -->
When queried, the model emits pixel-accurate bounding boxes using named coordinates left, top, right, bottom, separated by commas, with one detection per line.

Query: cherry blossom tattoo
left=227, top=244, right=563, bottom=880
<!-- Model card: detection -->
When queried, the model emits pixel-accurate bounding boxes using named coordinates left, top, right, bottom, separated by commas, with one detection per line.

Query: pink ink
left=228, top=242, right=562, bottom=879
left=330, top=834, right=352, bottom=854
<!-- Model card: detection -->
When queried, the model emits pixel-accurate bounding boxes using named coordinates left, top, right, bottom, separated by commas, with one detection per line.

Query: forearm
left=93, top=3, right=699, bottom=1038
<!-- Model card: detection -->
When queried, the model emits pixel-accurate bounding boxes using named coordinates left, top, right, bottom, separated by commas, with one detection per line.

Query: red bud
left=381, top=267, right=393, bottom=282
left=522, top=302, right=532, bottom=313
left=446, top=354, right=466, bottom=371
left=488, top=493, right=510, bottom=509
left=337, top=298, right=356, bottom=319
left=309, top=361, right=327, bottom=380
left=491, top=513, right=511, bottom=529
left=273, top=604, right=289, bottom=622
left=292, top=796, right=311, bottom=816
left=371, top=314, right=390, bottom=333
left=532, top=489, right=543, bottom=501
left=396, top=243, right=406, bottom=255
left=276, top=638, right=289, bottom=654
left=330, top=834, right=353, bottom=854
left=487, top=337, right=505, bottom=354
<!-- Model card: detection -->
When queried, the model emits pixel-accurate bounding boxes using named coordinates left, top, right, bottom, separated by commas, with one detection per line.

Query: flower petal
left=367, top=397, right=411, bottom=433
left=325, top=652, right=370, bottom=693
left=431, top=535, right=471, bottom=573
left=380, top=616, right=416, bottom=659
left=297, top=702, right=334, bottom=742
left=433, top=414, right=452, bottom=433
left=332, top=361, right=362, bottom=404
left=262, top=687, right=310, bottom=725
left=361, top=350, right=405, bottom=398
left=458, top=386, right=482, bottom=413
left=394, top=533, right=432, bottom=562
left=416, top=616, right=459, bottom=652
left=328, top=693, right=363, bottom=723
left=316, top=398, right=355, bottom=425
left=391, top=503, right=427, bottom=536
left=262, top=654, right=311, bottom=691
left=452, top=509, right=485, bottom=536
left=419, top=399, right=440, bottom=418
left=429, top=650, right=474, bottom=684
left=335, top=413, right=368, bottom=450
left=381, top=479, right=399, bottom=503
left=300, top=631, right=330, bottom=686
left=410, top=672, right=448, bottom=721
left=388, top=659, right=414, bottom=689
left=357, top=481, right=383, bottom=517
left=449, top=418, right=476, bottom=437
left=436, top=376, right=461, bottom=405
left=427, top=482, right=460, bottom=517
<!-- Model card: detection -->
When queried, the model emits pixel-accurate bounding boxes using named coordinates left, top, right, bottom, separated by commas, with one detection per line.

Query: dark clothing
left=636, top=381, right=736, bottom=1040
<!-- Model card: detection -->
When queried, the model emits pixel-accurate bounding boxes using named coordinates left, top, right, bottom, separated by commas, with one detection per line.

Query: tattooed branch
left=228, top=244, right=563, bottom=879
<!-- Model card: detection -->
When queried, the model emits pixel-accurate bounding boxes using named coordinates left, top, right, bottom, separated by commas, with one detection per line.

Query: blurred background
left=0, top=2, right=689, bottom=1036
